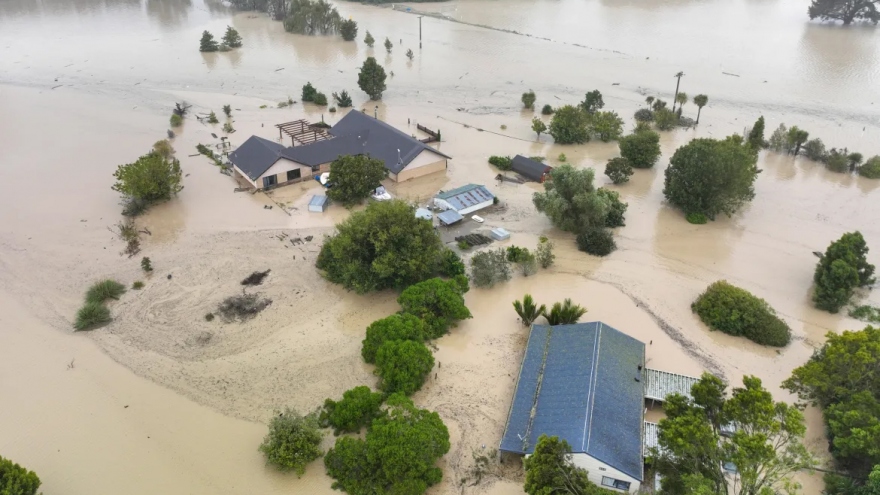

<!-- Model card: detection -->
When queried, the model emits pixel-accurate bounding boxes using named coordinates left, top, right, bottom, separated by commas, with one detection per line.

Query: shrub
left=824, top=148, right=849, bottom=173
left=112, top=152, right=183, bottom=205
left=339, top=19, right=358, bottom=41
left=302, top=82, right=317, bottom=102
left=488, top=155, right=512, bottom=170
left=437, top=248, right=466, bottom=277
left=153, top=139, right=174, bottom=158
left=457, top=240, right=470, bottom=250
left=521, top=90, right=536, bottom=109
left=398, top=278, right=471, bottom=338
left=520, top=252, right=538, bottom=276
left=364, top=30, right=375, bottom=47
left=74, top=302, right=111, bottom=331
left=0, top=456, right=41, bottom=495
left=506, top=246, right=531, bottom=263
left=316, top=201, right=444, bottom=293
left=654, top=107, right=677, bottom=131
left=320, top=386, right=383, bottom=434
left=634, top=108, right=654, bottom=122
left=258, top=408, right=323, bottom=475
left=576, top=228, right=616, bottom=256
left=374, top=340, right=435, bottom=396
left=545, top=299, right=587, bottom=325
left=384, top=37, right=392, bottom=52
left=813, top=232, right=875, bottom=313
left=859, top=156, right=880, bottom=179
left=216, top=293, right=272, bottom=322
left=848, top=305, right=880, bottom=324
left=541, top=104, right=554, bottom=115
left=548, top=105, right=589, bottom=144
left=686, top=212, right=708, bottom=224
left=313, top=92, right=328, bottom=106
left=536, top=239, right=555, bottom=268
left=557, top=153, right=567, bottom=162
left=470, top=248, right=511, bottom=288
left=207, top=111, right=219, bottom=124
left=692, top=281, right=791, bottom=346
left=170, top=113, right=183, bottom=127
left=589, top=110, right=624, bottom=142
left=141, top=256, right=153, bottom=272
left=513, top=294, right=546, bottom=327
left=619, top=130, right=661, bottom=169
left=362, top=314, right=426, bottom=364
left=802, top=138, right=827, bottom=162
left=222, top=104, right=232, bottom=117
left=132, top=281, right=144, bottom=290
left=597, top=188, right=627, bottom=227
left=86, top=279, right=126, bottom=304
left=406, top=48, right=414, bottom=60
left=605, top=157, right=633, bottom=184
left=332, top=90, right=353, bottom=108
left=222, top=122, right=235, bottom=133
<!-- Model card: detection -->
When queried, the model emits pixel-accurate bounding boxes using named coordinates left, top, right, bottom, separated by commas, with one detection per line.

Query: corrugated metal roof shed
left=437, top=209, right=463, bottom=225
left=308, top=195, right=328, bottom=212
left=644, top=368, right=699, bottom=402
left=511, top=155, right=552, bottom=182
left=435, top=184, right=494, bottom=211
left=490, top=228, right=510, bottom=241
left=500, top=322, right=646, bottom=481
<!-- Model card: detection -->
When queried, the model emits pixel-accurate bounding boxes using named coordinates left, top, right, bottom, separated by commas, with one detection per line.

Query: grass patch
left=686, top=212, right=708, bottom=224
left=217, top=293, right=272, bottom=322
left=74, top=302, right=111, bottom=331
left=85, top=279, right=126, bottom=304
left=849, top=305, right=880, bottom=324
left=132, top=281, right=144, bottom=290
left=692, top=280, right=791, bottom=347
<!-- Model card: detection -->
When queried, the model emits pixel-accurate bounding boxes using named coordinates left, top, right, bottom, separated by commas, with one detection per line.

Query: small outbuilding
left=308, top=195, right=329, bottom=213
left=415, top=208, right=433, bottom=221
left=490, top=227, right=510, bottom=241
left=437, top=209, right=463, bottom=226
left=433, top=184, right=495, bottom=215
left=511, top=155, right=553, bottom=183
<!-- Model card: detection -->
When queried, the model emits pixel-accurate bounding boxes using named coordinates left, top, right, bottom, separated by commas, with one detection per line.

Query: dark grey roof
left=282, top=133, right=368, bottom=168
left=511, top=155, right=552, bottom=182
left=500, top=322, right=645, bottom=481
left=329, top=111, right=451, bottom=174
left=229, top=136, right=287, bottom=180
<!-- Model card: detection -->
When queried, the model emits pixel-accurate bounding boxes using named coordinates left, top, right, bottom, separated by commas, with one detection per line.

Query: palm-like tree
left=675, top=92, right=688, bottom=117
left=645, top=96, right=655, bottom=107
left=513, top=294, right=546, bottom=327
left=545, top=299, right=587, bottom=326
left=672, top=71, right=684, bottom=112
left=693, top=94, right=708, bottom=124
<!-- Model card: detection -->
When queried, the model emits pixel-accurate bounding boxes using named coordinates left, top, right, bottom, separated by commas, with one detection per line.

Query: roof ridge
left=582, top=322, right=602, bottom=451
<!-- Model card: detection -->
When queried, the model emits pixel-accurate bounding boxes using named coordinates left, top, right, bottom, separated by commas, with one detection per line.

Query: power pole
left=418, top=16, right=423, bottom=49
left=672, top=71, right=684, bottom=112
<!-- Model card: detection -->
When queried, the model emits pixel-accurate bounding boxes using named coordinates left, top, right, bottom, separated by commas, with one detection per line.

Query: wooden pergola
left=275, top=119, right=332, bottom=146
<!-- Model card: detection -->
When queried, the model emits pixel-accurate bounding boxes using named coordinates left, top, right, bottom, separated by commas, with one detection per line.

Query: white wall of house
left=255, top=158, right=313, bottom=188
left=570, top=453, right=641, bottom=494
left=233, top=164, right=259, bottom=189
left=395, top=148, right=447, bottom=182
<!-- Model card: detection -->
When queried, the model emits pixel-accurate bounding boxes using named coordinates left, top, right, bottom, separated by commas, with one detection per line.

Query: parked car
left=371, top=186, right=392, bottom=201
left=471, top=215, right=485, bottom=223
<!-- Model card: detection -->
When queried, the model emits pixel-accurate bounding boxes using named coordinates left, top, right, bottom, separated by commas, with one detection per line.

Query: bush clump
left=374, top=340, right=435, bottom=396
left=859, top=156, right=880, bottom=179
left=74, top=302, right=112, bottom=331
left=217, top=293, right=272, bottom=322
left=576, top=228, right=616, bottom=256
left=541, top=104, right=554, bottom=115
left=686, top=212, right=708, bottom=224
left=320, top=386, right=384, bottom=435
left=619, top=129, right=661, bottom=169
left=361, top=314, right=427, bottom=364
left=258, top=408, right=323, bottom=476
left=692, top=280, right=791, bottom=346
left=605, top=157, right=633, bottom=184
left=132, top=281, right=144, bottom=290
left=398, top=277, right=471, bottom=339
left=488, top=155, right=512, bottom=171
left=813, top=231, right=875, bottom=313
left=0, top=456, right=41, bottom=495
left=85, top=279, right=126, bottom=304
left=470, top=248, right=511, bottom=288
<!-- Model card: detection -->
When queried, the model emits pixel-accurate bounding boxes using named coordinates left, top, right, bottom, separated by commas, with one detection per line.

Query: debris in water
left=241, top=269, right=271, bottom=286
left=722, top=72, right=740, bottom=77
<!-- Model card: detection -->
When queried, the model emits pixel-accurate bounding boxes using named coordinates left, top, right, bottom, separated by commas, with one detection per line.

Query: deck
left=644, top=368, right=700, bottom=402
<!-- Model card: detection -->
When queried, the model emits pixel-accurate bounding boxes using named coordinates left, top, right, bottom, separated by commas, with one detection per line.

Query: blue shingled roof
left=500, top=322, right=645, bottom=481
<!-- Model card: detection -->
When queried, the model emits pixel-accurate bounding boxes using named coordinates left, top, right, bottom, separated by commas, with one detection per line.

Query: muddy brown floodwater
left=1, top=0, right=879, bottom=494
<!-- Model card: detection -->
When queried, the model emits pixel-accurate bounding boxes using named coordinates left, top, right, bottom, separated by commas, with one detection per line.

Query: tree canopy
left=548, top=105, right=590, bottom=145
left=324, top=394, right=450, bottom=495
left=316, top=200, right=445, bottom=293
left=470, top=248, right=512, bottom=288
left=522, top=90, right=537, bottom=109
left=222, top=26, right=243, bottom=48
left=0, top=456, right=41, bottom=495
left=357, top=56, right=387, bottom=100
left=327, top=154, right=388, bottom=206
left=590, top=111, right=624, bottom=142
left=692, top=280, right=791, bottom=346
left=524, top=435, right=614, bottom=495
left=663, top=137, right=760, bottom=220
left=320, top=385, right=384, bottom=435
left=808, top=0, right=880, bottom=25
left=374, top=340, right=435, bottom=395
left=339, top=18, right=358, bottom=41
left=605, top=157, right=633, bottom=184
left=283, top=0, right=342, bottom=34
left=258, top=408, right=323, bottom=476
left=111, top=151, right=183, bottom=207
left=652, top=374, right=814, bottom=495
left=199, top=30, right=219, bottom=52
left=813, top=232, right=875, bottom=313
left=619, top=129, right=661, bottom=169
left=579, top=90, right=605, bottom=114
left=533, top=164, right=627, bottom=233
left=397, top=277, right=471, bottom=338
left=362, top=313, right=427, bottom=364
left=747, top=116, right=766, bottom=150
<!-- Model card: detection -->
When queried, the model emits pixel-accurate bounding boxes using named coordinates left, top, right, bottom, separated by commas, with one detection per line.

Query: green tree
left=692, top=280, right=792, bottom=346
left=536, top=238, right=555, bottom=268
left=808, top=0, right=880, bottom=25
left=522, top=90, right=537, bottom=109
left=283, top=0, right=342, bottom=34
left=524, top=435, right=614, bottom=495
left=663, top=137, right=759, bottom=220
left=693, top=94, right=708, bottom=123
left=222, top=104, right=232, bottom=117
left=258, top=408, right=323, bottom=476
left=316, top=200, right=444, bottom=293
left=339, top=18, right=358, bottom=41
left=320, top=386, right=384, bottom=434
left=0, top=456, right=41, bottom=495
left=222, top=26, right=243, bottom=48
left=302, top=82, right=318, bottom=102
left=597, top=188, right=627, bottom=227
left=787, top=126, right=810, bottom=155
left=398, top=277, right=471, bottom=338
left=672, top=71, right=685, bottom=111
left=576, top=228, right=615, bottom=256
left=580, top=90, right=604, bottom=114
left=533, top=164, right=627, bottom=233
left=634, top=108, right=654, bottom=123
left=803, top=138, right=828, bottom=162
left=544, top=299, right=587, bottom=325
left=619, top=129, right=661, bottom=169
left=813, top=232, right=875, bottom=313
left=531, top=117, right=547, bottom=140
left=312, top=92, right=328, bottom=106
left=768, top=123, right=789, bottom=152
left=384, top=37, right=392, bottom=53
left=326, top=154, right=388, bottom=206
left=364, top=30, right=375, bottom=47
left=605, top=157, right=633, bottom=184
left=470, top=248, right=511, bottom=288
left=675, top=91, right=688, bottom=116
left=826, top=148, right=851, bottom=172
left=357, top=56, right=387, bottom=100
left=375, top=340, right=434, bottom=395
left=541, top=104, right=554, bottom=115
left=324, top=394, right=450, bottom=495
left=332, top=90, right=353, bottom=107
left=513, top=294, right=546, bottom=327
left=654, top=107, right=678, bottom=131
left=589, top=110, right=624, bottom=142
left=362, top=313, right=426, bottom=364
left=548, top=105, right=590, bottom=144
left=747, top=116, right=766, bottom=149
left=111, top=151, right=183, bottom=209
left=652, top=374, right=814, bottom=495
left=199, top=30, right=219, bottom=52
left=438, top=248, right=466, bottom=277
left=860, top=156, right=880, bottom=179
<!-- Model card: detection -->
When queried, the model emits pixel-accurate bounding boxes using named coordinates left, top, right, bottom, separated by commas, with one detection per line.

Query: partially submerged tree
left=860, top=155, right=880, bottom=179
left=808, top=0, right=880, bottom=25
left=222, top=104, right=232, bottom=117
left=533, top=164, right=627, bottom=233
left=813, top=231, right=875, bottom=313
left=787, top=126, right=810, bottom=156
left=693, top=94, right=708, bottom=124
left=652, top=374, right=815, bottom=495
left=327, top=154, right=388, bottom=206
left=375, top=340, right=434, bottom=396
left=384, top=36, right=392, bottom=53
left=357, top=56, right=387, bottom=100
left=654, top=107, right=677, bottom=131
left=521, top=90, right=537, bottom=110
left=332, top=90, right=353, bottom=108
left=618, top=129, right=661, bottom=169
left=513, top=294, right=546, bottom=327
left=663, top=137, right=759, bottom=220
left=531, top=117, right=547, bottom=140
left=548, top=105, right=590, bottom=144
left=320, top=386, right=384, bottom=435
left=199, top=30, right=219, bottom=52
left=316, top=200, right=444, bottom=293
left=111, top=151, right=183, bottom=213
left=302, top=82, right=318, bottom=102
left=605, top=157, right=633, bottom=184
left=222, top=26, right=243, bottom=48
left=364, top=30, right=375, bottom=47
left=589, top=111, right=624, bottom=142
left=470, top=248, right=511, bottom=288
left=544, top=299, right=587, bottom=325
left=579, top=90, right=604, bottom=114
left=258, top=408, right=323, bottom=476
left=0, top=456, right=41, bottom=495
left=339, top=18, right=358, bottom=41
left=675, top=91, right=688, bottom=117
left=747, top=116, right=766, bottom=149
left=283, top=0, right=342, bottom=35
left=397, top=277, right=471, bottom=339
left=362, top=314, right=427, bottom=364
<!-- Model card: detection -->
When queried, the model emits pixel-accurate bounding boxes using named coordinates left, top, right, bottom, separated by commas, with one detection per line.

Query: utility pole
left=672, top=71, right=684, bottom=112
left=418, top=16, right=423, bottom=49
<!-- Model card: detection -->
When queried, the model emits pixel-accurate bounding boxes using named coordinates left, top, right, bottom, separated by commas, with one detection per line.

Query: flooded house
left=230, top=111, right=451, bottom=190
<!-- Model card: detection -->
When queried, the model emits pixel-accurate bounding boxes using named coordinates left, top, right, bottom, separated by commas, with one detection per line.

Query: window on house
left=262, top=175, right=277, bottom=188
left=287, top=169, right=301, bottom=182
left=601, top=476, right=631, bottom=491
